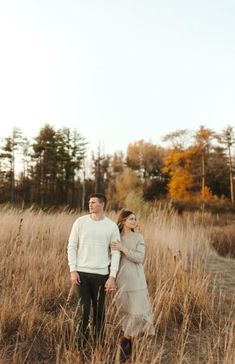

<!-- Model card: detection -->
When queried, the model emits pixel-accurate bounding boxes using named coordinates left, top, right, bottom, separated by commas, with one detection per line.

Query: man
left=67, top=193, right=120, bottom=348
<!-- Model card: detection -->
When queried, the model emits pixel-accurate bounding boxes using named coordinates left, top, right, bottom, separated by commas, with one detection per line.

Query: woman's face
left=123, top=213, right=137, bottom=230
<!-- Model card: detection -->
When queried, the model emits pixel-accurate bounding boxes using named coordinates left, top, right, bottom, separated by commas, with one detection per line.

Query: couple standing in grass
left=67, top=193, right=154, bottom=362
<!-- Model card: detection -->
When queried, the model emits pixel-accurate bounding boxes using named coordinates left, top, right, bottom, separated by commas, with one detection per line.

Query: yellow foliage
left=168, top=168, right=193, bottom=200
left=163, top=148, right=196, bottom=174
left=162, top=148, right=195, bottom=200
left=195, top=126, right=215, bottom=148
left=197, top=186, right=214, bottom=201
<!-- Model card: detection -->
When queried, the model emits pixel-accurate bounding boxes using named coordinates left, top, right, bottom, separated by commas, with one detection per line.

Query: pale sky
left=0, top=0, right=235, bottom=155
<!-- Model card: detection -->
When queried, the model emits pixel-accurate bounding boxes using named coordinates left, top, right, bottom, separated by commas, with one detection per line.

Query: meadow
left=0, top=206, right=234, bottom=364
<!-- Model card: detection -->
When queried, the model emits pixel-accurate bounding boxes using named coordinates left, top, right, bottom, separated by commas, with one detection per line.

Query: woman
left=111, top=210, right=155, bottom=362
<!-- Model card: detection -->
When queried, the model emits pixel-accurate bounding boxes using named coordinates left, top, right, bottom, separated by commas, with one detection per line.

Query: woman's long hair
left=117, top=210, right=135, bottom=233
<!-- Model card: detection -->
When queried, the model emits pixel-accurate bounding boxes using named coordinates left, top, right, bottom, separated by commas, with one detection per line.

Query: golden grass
left=0, top=206, right=234, bottom=363
left=211, top=224, right=235, bottom=258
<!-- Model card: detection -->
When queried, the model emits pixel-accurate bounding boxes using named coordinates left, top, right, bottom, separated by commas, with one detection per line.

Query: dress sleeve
left=126, top=235, right=145, bottom=264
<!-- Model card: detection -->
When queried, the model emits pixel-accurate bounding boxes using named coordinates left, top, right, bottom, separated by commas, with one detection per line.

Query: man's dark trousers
left=78, top=271, right=109, bottom=346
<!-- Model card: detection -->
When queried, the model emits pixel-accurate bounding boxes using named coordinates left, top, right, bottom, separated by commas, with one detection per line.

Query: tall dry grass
left=0, top=206, right=234, bottom=363
left=211, top=225, right=235, bottom=258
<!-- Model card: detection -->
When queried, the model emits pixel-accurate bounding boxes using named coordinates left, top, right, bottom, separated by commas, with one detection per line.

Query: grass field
left=0, top=206, right=234, bottom=363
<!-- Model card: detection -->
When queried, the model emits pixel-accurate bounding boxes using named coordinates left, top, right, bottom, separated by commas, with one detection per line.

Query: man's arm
left=109, top=249, right=121, bottom=278
left=105, top=224, right=121, bottom=292
left=105, top=250, right=120, bottom=292
left=67, top=220, right=80, bottom=284
left=110, top=224, right=121, bottom=277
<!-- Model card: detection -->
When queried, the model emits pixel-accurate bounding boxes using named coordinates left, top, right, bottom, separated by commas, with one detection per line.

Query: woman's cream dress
left=116, top=232, right=155, bottom=337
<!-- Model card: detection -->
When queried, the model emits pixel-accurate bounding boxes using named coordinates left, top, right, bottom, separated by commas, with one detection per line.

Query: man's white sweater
left=67, top=215, right=120, bottom=278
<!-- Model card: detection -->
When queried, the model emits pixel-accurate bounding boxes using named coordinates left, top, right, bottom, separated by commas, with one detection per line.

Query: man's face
left=89, top=197, right=104, bottom=214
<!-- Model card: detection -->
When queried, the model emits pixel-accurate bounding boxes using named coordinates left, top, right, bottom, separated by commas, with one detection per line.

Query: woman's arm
left=111, top=237, right=145, bottom=264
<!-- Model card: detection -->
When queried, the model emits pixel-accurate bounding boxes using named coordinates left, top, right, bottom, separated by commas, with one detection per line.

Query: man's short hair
left=89, top=193, right=107, bottom=207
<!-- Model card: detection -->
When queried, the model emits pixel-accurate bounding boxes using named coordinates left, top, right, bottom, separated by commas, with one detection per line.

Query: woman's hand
left=111, top=240, right=124, bottom=252
left=111, top=240, right=129, bottom=257
left=105, top=276, right=117, bottom=292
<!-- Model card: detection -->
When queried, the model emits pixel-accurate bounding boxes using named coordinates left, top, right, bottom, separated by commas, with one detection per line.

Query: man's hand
left=70, top=271, right=80, bottom=285
left=105, top=276, right=116, bottom=292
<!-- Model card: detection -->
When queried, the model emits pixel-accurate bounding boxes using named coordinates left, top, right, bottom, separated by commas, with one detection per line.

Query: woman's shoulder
left=134, top=232, right=144, bottom=242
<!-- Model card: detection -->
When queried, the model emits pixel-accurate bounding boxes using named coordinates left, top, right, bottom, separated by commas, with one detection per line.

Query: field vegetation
left=0, top=206, right=234, bottom=363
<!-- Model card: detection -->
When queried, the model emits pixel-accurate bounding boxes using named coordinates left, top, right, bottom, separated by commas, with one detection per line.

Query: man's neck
left=90, top=212, right=105, bottom=221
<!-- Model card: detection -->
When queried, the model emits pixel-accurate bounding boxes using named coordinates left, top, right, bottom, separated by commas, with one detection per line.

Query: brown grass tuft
left=211, top=224, right=235, bottom=258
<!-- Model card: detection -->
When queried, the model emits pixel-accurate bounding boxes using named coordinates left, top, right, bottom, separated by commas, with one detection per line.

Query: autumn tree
left=162, top=129, right=190, bottom=150
left=111, top=151, right=126, bottom=174
left=162, top=130, right=195, bottom=200
left=162, top=148, right=195, bottom=200
left=112, top=168, right=141, bottom=209
left=163, top=126, right=232, bottom=201
left=127, top=140, right=165, bottom=179
left=126, top=140, right=168, bottom=200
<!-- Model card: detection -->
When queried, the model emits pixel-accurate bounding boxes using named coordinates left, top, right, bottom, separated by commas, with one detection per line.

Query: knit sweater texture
left=67, top=215, right=120, bottom=277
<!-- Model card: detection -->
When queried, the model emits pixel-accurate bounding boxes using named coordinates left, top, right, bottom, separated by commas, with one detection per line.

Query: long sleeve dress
left=116, top=232, right=155, bottom=337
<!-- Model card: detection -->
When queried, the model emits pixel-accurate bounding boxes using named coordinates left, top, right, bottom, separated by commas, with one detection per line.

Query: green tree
left=206, top=146, right=230, bottom=198
left=31, top=124, right=58, bottom=205
left=32, top=124, right=86, bottom=206
left=220, top=126, right=235, bottom=203
left=55, top=128, right=86, bottom=205
left=0, top=127, right=24, bottom=202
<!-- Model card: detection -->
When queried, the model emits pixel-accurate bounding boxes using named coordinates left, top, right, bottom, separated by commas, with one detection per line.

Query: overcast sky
left=0, top=0, right=234, bottom=155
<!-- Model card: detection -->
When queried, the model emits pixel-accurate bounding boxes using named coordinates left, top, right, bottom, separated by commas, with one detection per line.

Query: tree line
left=0, top=124, right=234, bottom=209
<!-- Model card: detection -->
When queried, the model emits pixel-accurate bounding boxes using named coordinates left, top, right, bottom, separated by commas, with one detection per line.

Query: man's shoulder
left=104, top=216, right=117, bottom=225
left=104, top=216, right=118, bottom=227
left=74, top=214, right=90, bottom=224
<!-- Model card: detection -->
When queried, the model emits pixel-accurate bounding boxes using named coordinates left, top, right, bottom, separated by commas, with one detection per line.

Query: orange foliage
left=168, top=168, right=193, bottom=200
left=163, top=148, right=195, bottom=200
left=197, top=186, right=214, bottom=201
